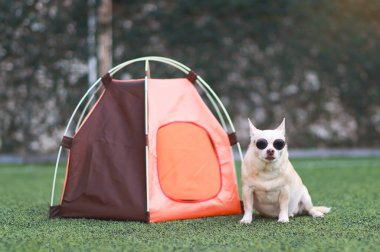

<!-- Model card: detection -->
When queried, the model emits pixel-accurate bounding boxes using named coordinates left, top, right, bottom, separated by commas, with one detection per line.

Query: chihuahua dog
left=240, top=118, right=330, bottom=224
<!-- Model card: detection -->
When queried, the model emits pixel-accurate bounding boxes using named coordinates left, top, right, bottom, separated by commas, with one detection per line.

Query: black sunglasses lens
left=273, top=139, right=285, bottom=150
left=256, top=139, right=268, bottom=150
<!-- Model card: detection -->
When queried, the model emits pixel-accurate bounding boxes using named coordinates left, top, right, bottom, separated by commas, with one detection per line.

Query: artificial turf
left=0, top=157, right=379, bottom=251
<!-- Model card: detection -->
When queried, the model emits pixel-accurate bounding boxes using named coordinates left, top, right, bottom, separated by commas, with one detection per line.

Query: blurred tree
left=0, top=0, right=88, bottom=153
left=288, top=0, right=380, bottom=146
left=87, top=0, right=97, bottom=87
left=97, top=0, right=113, bottom=76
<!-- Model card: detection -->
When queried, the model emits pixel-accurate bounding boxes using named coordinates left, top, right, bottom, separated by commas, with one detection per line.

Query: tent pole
left=144, top=60, right=150, bottom=213
left=50, top=146, right=62, bottom=206
left=197, top=83, right=227, bottom=130
left=75, top=85, right=102, bottom=131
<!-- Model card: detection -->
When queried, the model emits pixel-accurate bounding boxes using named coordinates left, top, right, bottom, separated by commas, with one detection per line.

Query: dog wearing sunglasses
left=240, top=118, right=330, bottom=224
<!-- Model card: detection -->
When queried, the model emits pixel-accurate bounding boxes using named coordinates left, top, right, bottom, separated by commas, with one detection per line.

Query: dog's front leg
left=240, top=184, right=254, bottom=224
left=278, top=186, right=290, bottom=223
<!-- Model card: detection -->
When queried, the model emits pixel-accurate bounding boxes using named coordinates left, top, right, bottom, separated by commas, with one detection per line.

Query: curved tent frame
left=50, top=56, right=244, bottom=207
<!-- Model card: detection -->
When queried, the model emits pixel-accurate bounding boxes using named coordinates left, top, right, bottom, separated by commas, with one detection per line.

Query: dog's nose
left=267, top=149, right=274, bottom=156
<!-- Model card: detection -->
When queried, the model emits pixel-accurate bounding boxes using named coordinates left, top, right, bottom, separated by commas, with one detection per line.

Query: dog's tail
left=313, top=206, right=331, bottom=214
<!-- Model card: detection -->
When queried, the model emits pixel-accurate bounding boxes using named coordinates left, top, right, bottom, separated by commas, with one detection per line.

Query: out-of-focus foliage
left=0, top=0, right=88, bottom=153
left=1, top=0, right=379, bottom=153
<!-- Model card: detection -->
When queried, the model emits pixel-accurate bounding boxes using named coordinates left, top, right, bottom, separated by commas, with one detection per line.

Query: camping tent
left=49, top=56, right=243, bottom=222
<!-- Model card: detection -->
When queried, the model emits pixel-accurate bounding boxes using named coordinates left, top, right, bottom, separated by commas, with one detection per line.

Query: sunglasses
left=255, top=138, right=286, bottom=150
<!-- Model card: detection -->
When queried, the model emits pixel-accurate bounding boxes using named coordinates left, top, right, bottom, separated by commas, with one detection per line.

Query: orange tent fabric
left=148, top=78, right=241, bottom=222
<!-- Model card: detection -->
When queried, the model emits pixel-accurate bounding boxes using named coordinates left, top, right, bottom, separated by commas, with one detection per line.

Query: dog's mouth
left=265, top=156, right=275, bottom=161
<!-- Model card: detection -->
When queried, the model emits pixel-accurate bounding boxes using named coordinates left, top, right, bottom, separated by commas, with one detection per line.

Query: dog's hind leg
left=300, top=186, right=325, bottom=218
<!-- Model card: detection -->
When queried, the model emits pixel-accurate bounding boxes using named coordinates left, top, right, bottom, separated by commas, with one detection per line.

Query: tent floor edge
left=49, top=205, right=61, bottom=219
left=48, top=206, right=150, bottom=223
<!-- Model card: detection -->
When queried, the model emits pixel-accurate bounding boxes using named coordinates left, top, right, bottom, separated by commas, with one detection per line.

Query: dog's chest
left=254, top=188, right=281, bottom=204
left=251, top=174, right=285, bottom=205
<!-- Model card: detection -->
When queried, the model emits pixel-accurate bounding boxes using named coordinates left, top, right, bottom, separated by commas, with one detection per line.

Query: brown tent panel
left=50, top=78, right=148, bottom=221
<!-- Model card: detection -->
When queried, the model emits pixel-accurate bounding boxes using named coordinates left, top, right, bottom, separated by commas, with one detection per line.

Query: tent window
left=157, top=123, right=221, bottom=202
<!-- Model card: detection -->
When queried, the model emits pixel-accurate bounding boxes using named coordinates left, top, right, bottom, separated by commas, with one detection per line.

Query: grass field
left=0, top=157, right=379, bottom=251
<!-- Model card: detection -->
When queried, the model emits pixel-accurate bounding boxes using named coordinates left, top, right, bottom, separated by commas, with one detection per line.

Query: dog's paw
left=240, top=215, right=253, bottom=224
left=278, top=217, right=289, bottom=223
left=310, top=209, right=324, bottom=218
left=240, top=219, right=252, bottom=224
left=278, top=212, right=289, bottom=223
left=312, top=211, right=324, bottom=218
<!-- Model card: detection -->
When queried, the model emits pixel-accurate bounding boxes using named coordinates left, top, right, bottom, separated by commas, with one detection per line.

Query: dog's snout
left=267, top=149, right=275, bottom=156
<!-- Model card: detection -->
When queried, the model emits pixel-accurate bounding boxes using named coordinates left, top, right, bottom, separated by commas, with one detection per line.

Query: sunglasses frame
left=255, top=138, right=286, bottom=150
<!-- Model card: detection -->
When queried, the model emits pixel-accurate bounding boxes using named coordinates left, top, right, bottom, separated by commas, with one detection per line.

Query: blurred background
left=1, top=0, right=379, bottom=160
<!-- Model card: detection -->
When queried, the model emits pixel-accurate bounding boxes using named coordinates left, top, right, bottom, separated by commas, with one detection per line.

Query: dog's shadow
left=250, top=212, right=314, bottom=223
left=252, top=214, right=276, bottom=222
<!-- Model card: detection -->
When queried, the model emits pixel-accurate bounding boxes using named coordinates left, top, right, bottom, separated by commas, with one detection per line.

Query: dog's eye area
left=255, top=139, right=268, bottom=150
left=273, top=139, right=285, bottom=150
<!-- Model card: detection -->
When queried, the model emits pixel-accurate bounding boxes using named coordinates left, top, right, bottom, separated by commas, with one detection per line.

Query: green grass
left=0, top=157, right=379, bottom=251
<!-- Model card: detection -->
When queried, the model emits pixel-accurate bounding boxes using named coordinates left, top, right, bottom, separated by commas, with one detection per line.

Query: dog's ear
left=248, top=118, right=258, bottom=137
left=276, top=118, right=286, bottom=136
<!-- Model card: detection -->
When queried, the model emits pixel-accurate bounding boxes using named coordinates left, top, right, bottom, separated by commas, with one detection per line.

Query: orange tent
left=49, top=57, right=243, bottom=222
